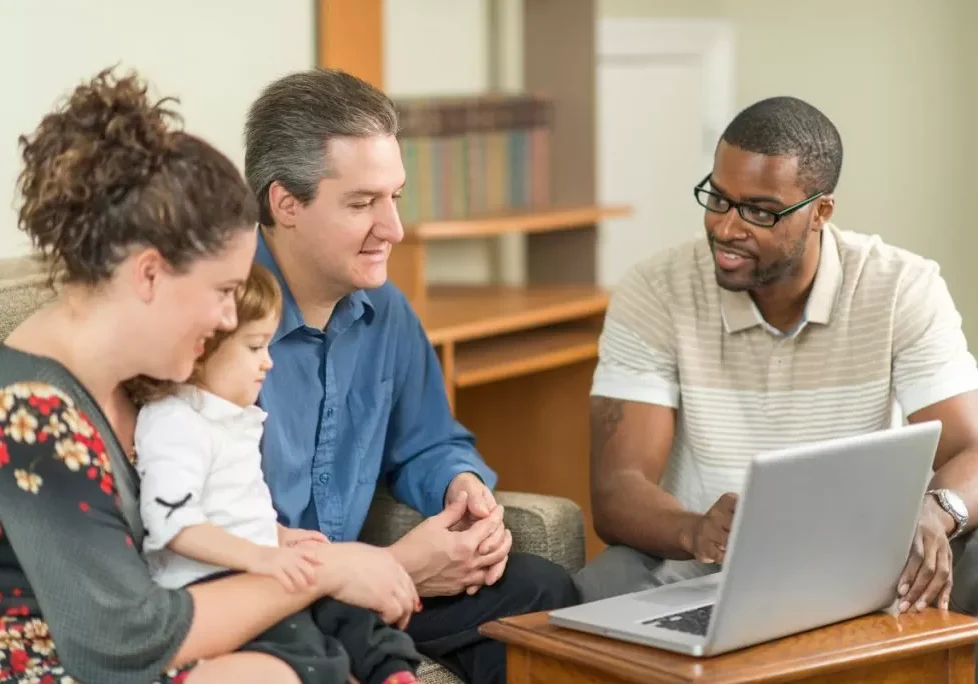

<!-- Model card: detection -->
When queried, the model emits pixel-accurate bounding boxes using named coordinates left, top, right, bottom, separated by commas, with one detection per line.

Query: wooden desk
left=480, top=610, right=978, bottom=683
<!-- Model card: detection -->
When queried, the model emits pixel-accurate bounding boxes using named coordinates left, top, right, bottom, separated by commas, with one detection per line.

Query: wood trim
left=481, top=610, right=978, bottom=684
left=949, top=644, right=976, bottom=683
left=503, top=645, right=973, bottom=684
left=402, top=205, right=630, bottom=243
left=421, top=285, right=609, bottom=346
left=524, top=0, right=600, bottom=286
left=456, top=360, right=603, bottom=559
left=316, top=0, right=384, bottom=87
left=523, top=0, right=596, bottom=209
left=454, top=326, right=599, bottom=388
left=508, top=648, right=609, bottom=683
left=506, top=648, right=532, bottom=684
left=386, top=242, right=427, bottom=309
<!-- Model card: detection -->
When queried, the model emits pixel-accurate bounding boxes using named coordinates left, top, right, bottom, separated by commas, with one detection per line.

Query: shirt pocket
left=346, top=378, right=394, bottom=484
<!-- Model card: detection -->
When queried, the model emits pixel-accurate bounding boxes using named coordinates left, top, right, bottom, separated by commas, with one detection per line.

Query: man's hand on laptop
left=896, top=497, right=954, bottom=613
left=389, top=486, right=512, bottom=598
left=679, top=492, right=738, bottom=565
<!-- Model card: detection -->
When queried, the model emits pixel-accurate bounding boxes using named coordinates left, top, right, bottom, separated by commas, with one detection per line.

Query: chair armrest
left=495, top=491, right=586, bottom=574
left=359, top=489, right=586, bottom=574
left=359, top=487, right=424, bottom=548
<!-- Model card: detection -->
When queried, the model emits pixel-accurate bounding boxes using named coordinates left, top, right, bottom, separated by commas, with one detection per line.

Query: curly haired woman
left=0, top=68, right=419, bottom=684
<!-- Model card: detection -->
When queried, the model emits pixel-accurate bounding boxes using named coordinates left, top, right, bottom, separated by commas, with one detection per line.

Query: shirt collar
left=180, top=385, right=267, bottom=424
left=254, top=229, right=375, bottom=344
left=719, top=225, right=842, bottom=336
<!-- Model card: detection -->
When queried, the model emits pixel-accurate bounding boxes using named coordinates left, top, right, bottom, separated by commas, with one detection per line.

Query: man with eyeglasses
left=575, top=96, right=978, bottom=626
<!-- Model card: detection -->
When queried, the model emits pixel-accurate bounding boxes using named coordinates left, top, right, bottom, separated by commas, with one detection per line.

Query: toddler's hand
left=279, top=526, right=331, bottom=547
left=250, top=545, right=321, bottom=592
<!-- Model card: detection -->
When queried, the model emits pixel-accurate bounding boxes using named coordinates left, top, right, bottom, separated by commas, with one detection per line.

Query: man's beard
left=711, top=226, right=809, bottom=292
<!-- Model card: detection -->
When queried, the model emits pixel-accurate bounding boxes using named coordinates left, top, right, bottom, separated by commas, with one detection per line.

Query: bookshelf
left=403, top=204, right=629, bottom=243
left=319, top=0, right=621, bottom=559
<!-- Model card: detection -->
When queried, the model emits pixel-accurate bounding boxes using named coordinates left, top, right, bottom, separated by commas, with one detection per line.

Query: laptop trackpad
left=636, top=581, right=717, bottom=608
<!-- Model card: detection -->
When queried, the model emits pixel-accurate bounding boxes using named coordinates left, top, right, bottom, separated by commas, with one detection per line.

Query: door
left=597, top=18, right=735, bottom=288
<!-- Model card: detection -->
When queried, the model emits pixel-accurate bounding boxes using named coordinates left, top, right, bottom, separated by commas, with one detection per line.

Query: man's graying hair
left=244, top=68, right=399, bottom=227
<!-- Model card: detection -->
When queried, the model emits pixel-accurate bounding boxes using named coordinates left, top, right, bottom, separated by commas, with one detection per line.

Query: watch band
left=927, top=489, right=968, bottom=540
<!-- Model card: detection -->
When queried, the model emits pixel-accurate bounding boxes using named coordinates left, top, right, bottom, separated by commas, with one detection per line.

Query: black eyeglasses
left=693, top=174, right=824, bottom=228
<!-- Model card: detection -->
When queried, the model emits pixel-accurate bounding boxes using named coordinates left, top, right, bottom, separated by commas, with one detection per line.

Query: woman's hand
left=314, top=542, right=420, bottom=629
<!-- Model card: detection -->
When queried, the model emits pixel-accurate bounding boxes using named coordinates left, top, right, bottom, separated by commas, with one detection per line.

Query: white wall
left=0, top=0, right=314, bottom=259
left=384, top=0, right=490, bottom=98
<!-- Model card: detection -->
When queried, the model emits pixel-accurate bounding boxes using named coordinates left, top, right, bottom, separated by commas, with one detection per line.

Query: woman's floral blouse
left=0, top=371, right=194, bottom=684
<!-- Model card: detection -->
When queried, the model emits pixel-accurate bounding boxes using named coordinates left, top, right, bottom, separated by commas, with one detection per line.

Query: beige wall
left=602, top=0, right=978, bottom=342
left=952, top=0, right=978, bottom=339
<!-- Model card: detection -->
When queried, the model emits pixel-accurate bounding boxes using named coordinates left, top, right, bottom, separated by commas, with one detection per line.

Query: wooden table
left=480, top=609, right=978, bottom=683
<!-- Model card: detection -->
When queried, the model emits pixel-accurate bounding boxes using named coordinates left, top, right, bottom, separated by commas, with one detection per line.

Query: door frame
left=597, top=17, right=736, bottom=169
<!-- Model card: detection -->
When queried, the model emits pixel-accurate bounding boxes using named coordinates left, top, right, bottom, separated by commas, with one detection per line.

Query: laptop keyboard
left=642, top=604, right=714, bottom=636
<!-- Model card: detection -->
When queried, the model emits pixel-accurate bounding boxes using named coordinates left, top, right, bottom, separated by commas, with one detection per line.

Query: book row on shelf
left=393, top=93, right=553, bottom=225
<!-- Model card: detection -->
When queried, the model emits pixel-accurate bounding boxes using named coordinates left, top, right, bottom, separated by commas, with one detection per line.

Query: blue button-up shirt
left=255, top=235, right=497, bottom=541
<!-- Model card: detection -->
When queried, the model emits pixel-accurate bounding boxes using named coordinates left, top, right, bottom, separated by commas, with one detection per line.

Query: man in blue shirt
left=244, top=69, right=579, bottom=684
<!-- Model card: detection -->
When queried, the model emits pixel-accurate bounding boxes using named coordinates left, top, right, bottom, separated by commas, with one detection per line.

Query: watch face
left=946, top=491, right=969, bottom=519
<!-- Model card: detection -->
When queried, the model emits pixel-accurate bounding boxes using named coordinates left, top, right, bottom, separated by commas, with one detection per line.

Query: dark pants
left=195, top=573, right=421, bottom=684
left=405, top=551, right=580, bottom=684
left=239, top=598, right=421, bottom=684
left=950, top=531, right=978, bottom=684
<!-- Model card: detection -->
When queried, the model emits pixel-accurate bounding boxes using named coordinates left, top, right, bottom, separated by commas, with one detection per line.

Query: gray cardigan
left=0, top=346, right=193, bottom=683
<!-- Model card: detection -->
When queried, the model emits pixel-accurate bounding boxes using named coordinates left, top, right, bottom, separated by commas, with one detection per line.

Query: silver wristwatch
left=927, top=488, right=969, bottom=540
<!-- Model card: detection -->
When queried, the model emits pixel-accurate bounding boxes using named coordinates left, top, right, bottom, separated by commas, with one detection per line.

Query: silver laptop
left=550, top=421, right=942, bottom=656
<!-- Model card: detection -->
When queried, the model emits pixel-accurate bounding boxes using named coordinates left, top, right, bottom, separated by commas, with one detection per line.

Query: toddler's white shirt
left=135, top=386, right=280, bottom=589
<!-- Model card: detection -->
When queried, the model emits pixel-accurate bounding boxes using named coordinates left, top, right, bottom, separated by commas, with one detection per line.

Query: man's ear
left=268, top=181, right=301, bottom=230
left=812, top=195, right=835, bottom=231
left=129, top=248, right=168, bottom=303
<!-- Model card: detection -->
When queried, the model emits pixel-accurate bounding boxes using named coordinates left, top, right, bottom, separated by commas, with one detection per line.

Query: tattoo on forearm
left=590, top=398, right=625, bottom=465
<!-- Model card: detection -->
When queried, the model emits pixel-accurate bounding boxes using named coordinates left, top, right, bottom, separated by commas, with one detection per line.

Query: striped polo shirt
left=593, top=224, right=978, bottom=533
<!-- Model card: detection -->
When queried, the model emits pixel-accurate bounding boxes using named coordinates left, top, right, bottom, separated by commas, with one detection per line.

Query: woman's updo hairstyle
left=16, top=67, right=258, bottom=285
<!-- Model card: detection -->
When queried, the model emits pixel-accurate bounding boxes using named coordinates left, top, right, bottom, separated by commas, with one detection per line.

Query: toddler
left=134, top=263, right=421, bottom=684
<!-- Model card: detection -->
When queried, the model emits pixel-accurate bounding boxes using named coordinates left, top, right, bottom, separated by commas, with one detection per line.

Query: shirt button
left=328, top=535, right=335, bottom=542
left=318, top=473, right=330, bottom=485
left=326, top=407, right=334, bottom=418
